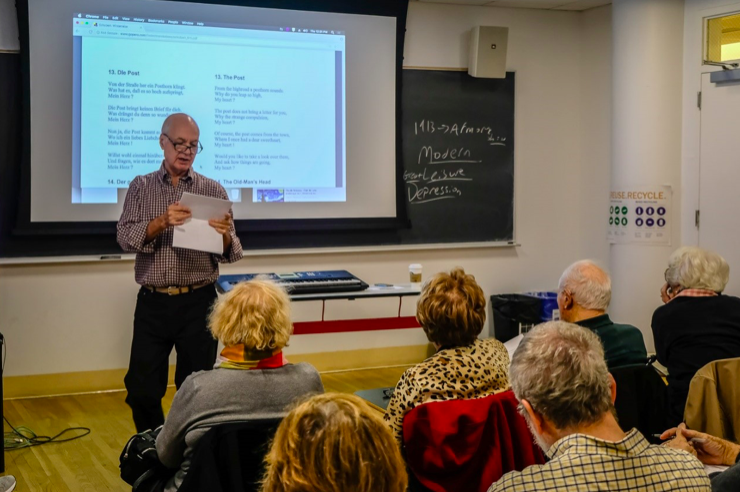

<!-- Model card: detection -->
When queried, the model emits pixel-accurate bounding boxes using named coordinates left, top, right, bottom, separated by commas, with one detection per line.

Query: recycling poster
left=608, top=185, right=671, bottom=245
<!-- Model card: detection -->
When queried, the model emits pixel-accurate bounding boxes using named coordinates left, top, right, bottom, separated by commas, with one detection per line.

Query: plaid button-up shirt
left=117, top=163, right=243, bottom=287
left=488, top=429, right=711, bottom=492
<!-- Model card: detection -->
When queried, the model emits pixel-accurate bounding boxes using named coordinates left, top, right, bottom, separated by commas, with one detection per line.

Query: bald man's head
left=159, top=113, right=201, bottom=177
left=558, top=260, right=612, bottom=321
left=161, top=113, right=199, bottom=135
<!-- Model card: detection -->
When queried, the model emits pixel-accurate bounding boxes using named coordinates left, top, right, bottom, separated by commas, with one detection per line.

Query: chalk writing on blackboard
left=399, top=70, right=515, bottom=244
left=418, top=146, right=481, bottom=165
left=414, top=120, right=506, bottom=141
left=406, top=118, right=503, bottom=205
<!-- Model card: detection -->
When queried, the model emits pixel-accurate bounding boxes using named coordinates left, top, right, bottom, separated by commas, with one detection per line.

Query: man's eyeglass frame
left=162, top=133, right=204, bottom=155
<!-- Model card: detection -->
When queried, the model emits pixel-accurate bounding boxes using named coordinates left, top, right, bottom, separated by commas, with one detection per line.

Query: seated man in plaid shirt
left=488, top=321, right=710, bottom=492
left=117, top=113, right=243, bottom=433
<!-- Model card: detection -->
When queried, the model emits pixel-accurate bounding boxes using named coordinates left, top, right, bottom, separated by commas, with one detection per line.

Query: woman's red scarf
left=215, top=345, right=288, bottom=370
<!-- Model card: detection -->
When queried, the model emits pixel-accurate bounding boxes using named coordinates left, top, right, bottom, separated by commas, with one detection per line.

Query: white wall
left=579, top=5, right=612, bottom=262
left=0, top=3, right=613, bottom=378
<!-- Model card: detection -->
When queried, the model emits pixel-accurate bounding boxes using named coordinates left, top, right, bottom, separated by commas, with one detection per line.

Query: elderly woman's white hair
left=665, top=247, right=729, bottom=293
left=558, top=260, right=611, bottom=311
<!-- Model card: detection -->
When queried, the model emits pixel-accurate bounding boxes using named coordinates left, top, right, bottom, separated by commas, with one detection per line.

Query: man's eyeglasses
left=162, top=134, right=204, bottom=155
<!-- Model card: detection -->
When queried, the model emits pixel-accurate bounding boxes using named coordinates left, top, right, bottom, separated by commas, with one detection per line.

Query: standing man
left=117, top=113, right=243, bottom=432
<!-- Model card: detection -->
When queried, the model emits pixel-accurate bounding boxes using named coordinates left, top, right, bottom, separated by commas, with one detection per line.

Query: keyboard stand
left=290, top=284, right=422, bottom=336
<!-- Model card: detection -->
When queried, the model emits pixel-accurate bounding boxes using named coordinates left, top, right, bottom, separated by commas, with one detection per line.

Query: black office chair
left=176, top=417, right=282, bottom=492
left=611, top=362, right=669, bottom=444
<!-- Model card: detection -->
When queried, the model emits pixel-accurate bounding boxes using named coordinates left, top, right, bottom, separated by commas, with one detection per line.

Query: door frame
left=682, top=1, right=740, bottom=246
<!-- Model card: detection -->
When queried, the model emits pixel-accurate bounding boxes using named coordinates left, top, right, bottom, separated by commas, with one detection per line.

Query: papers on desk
left=172, top=192, right=232, bottom=255
left=368, top=284, right=405, bottom=291
left=503, top=334, right=524, bottom=358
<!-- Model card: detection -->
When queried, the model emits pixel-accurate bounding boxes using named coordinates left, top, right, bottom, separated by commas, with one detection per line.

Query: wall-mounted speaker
left=0, top=0, right=20, bottom=52
left=468, top=26, right=508, bottom=79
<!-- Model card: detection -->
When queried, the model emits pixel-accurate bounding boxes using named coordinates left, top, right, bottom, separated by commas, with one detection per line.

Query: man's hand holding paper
left=173, top=192, right=234, bottom=254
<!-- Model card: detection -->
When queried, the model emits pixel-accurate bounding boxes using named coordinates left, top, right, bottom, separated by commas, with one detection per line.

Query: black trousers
left=125, top=284, right=218, bottom=432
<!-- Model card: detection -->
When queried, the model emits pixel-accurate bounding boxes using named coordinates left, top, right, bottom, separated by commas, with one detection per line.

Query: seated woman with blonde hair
left=384, top=267, right=510, bottom=444
left=154, top=279, right=324, bottom=492
left=261, top=393, right=408, bottom=492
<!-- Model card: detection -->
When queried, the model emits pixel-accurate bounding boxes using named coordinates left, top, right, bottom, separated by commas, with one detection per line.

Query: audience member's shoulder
left=478, top=338, right=510, bottom=362
left=614, top=320, right=644, bottom=337
left=176, top=369, right=210, bottom=392
left=291, top=361, right=321, bottom=376
left=479, top=337, right=507, bottom=352
left=290, top=362, right=325, bottom=392
left=719, top=294, right=740, bottom=306
left=476, top=337, right=506, bottom=350
left=647, top=443, right=710, bottom=474
left=487, top=464, right=545, bottom=492
left=652, top=298, right=681, bottom=321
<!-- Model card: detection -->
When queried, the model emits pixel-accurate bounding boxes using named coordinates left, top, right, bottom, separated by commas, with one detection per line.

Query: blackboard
left=399, top=69, right=515, bottom=244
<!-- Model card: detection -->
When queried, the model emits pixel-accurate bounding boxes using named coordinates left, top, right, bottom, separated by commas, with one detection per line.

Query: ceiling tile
left=553, top=0, right=611, bottom=10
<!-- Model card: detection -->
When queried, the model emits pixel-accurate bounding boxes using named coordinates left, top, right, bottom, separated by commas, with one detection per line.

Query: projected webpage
left=72, top=13, right=346, bottom=204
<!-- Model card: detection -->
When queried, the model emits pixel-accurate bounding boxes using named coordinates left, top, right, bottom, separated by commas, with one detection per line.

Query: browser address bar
left=98, top=30, right=338, bottom=50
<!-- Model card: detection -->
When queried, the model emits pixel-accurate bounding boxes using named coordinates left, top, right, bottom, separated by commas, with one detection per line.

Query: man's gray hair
left=510, top=321, right=612, bottom=430
left=558, top=260, right=611, bottom=311
left=665, top=247, right=729, bottom=293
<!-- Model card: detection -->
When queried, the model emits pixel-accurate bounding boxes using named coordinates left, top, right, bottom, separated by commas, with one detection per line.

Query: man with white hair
left=557, top=260, right=647, bottom=368
left=487, top=321, right=711, bottom=492
left=117, top=113, right=243, bottom=432
left=653, top=246, right=740, bottom=425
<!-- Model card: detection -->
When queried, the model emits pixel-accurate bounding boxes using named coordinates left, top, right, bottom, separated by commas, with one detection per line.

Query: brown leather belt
left=143, top=280, right=213, bottom=296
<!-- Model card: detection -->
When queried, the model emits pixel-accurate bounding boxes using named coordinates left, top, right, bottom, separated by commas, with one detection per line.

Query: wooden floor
left=1, top=366, right=410, bottom=492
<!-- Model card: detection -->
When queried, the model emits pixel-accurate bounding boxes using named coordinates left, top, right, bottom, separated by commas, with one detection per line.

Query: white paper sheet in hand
left=172, top=192, right=233, bottom=254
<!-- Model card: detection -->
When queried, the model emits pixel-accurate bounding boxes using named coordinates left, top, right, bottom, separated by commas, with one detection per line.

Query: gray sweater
left=155, top=362, right=324, bottom=492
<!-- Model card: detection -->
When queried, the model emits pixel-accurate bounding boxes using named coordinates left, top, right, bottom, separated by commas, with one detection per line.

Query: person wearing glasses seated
left=652, top=247, right=740, bottom=426
left=117, top=113, right=243, bottom=433
left=557, top=260, right=647, bottom=369
left=262, top=393, right=408, bottom=492
left=155, top=279, right=324, bottom=492
left=488, top=321, right=710, bottom=492
left=384, top=268, right=510, bottom=444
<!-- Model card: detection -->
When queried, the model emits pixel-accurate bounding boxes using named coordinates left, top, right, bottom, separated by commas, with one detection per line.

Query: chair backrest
left=684, top=357, right=740, bottom=443
left=611, top=363, right=669, bottom=444
left=402, top=390, right=545, bottom=492
left=177, top=417, right=282, bottom=492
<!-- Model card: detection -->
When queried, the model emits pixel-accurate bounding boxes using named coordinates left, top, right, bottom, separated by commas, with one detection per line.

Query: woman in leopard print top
left=384, top=268, right=510, bottom=444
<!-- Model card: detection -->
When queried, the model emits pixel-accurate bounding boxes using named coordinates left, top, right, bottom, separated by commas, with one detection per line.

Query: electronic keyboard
left=216, top=270, right=369, bottom=295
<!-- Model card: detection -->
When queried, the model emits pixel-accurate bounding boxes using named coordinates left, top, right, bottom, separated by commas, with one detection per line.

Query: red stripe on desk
left=293, top=316, right=421, bottom=335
